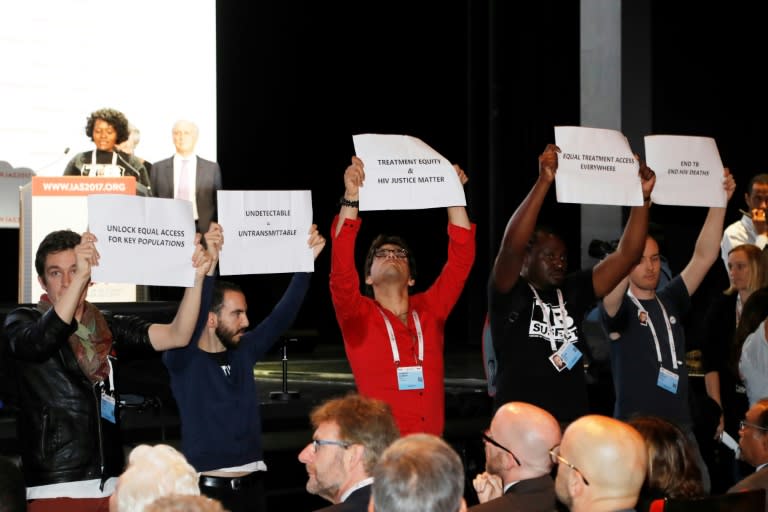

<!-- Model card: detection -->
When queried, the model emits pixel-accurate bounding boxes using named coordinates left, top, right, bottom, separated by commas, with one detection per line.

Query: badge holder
left=270, top=337, right=300, bottom=401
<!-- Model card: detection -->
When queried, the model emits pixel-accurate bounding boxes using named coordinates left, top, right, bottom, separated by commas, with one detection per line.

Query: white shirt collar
left=340, top=477, right=374, bottom=502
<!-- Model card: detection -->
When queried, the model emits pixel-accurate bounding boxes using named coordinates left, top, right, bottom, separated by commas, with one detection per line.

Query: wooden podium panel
left=19, top=176, right=142, bottom=303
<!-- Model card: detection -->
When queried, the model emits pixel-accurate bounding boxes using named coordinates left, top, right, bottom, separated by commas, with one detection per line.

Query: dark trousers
left=199, top=472, right=267, bottom=512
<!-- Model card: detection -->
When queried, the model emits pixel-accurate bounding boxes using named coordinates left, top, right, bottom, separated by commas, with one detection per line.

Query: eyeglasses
left=481, top=431, right=521, bottom=465
left=374, top=247, right=408, bottom=259
left=740, top=420, right=768, bottom=432
left=549, top=445, right=589, bottom=486
left=311, top=439, right=350, bottom=453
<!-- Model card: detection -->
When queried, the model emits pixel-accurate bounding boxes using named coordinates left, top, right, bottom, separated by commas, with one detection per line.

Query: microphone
left=38, top=147, right=71, bottom=173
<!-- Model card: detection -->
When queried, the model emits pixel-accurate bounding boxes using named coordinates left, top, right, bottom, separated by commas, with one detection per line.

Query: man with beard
left=163, top=222, right=326, bottom=512
left=599, top=168, right=736, bottom=494
left=298, top=393, right=399, bottom=511
left=488, top=143, right=656, bottom=426
left=470, top=402, right=560, bottom=511
left=553, top=415, right=646, bottom=512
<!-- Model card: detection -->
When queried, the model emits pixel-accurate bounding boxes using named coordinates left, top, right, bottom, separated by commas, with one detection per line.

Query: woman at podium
left=63, top=107, right=152, bottom=191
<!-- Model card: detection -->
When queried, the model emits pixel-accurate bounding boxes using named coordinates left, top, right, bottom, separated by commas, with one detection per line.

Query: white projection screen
left=0, top=1, right=217, bottom=177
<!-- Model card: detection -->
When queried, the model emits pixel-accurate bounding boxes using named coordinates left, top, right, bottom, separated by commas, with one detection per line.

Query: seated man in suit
left=729, top=398, right=768, bottom=506
left=554, top=415, right=647, bottom=512
left=151, top=119, right=222, bottom=233
left=471, top=402, right=561, bottom=511
left=298, top=393, right=400, bottom=511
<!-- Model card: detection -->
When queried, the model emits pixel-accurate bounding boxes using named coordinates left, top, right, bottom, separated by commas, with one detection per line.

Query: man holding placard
left=3, top=229, right=212, bottom=511
left=163, top=222, right=326, bottom=512
left=488, top=143, right=655, bottom=427
left=599, top=167, right=736, bottom=493
left=329, top=155, right=475, bottom=437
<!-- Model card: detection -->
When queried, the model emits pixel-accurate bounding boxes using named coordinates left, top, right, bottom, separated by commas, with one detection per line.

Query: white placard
left=352, top=134, right=466, bottom=211
left=644, top=135, right=726, bottom=207
left=217, top=190, right=314, bottom=275
left=553, top=126, right=642, bottom=206
left=88, top=195, right=197, bottom=286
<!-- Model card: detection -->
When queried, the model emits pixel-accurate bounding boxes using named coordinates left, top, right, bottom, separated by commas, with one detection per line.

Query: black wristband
left=339, top=196, right=359, bottom=208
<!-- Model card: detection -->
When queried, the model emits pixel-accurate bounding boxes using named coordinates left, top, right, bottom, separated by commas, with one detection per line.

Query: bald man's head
left=555, top=415, right=646, bottom=512
left=486, top=402, right=561, bottom=481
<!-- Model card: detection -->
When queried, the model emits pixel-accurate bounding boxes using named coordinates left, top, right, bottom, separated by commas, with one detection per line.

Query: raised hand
left=343, top=156, right=365, bottom=199
left=538, top=144, right=560, bottom=183
left=307, top=223, right=326, bottom=260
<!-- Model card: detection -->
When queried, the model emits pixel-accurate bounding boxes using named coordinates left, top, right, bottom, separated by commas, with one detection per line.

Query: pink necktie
left=178, top=159, right=192, bottom=200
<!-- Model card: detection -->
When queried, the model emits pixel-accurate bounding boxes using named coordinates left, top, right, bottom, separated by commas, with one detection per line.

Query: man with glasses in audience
left=329, top=156, right=475, bottom=436
left=470, top=402, right=561, bottom=511
left=298, top=393, right=400, bottom=511
left=553, top=414, right=647, bottom=512
left=728, top=398, right=768, bottom=502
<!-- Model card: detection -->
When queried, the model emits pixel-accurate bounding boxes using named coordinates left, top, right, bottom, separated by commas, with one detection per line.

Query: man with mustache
left=163, top=222, right=327, bottom=512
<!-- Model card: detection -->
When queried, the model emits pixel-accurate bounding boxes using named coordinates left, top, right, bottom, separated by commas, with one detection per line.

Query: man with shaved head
left=470, top=402, right=561, bottom=511
left=554, top=415, right=647, bottom=512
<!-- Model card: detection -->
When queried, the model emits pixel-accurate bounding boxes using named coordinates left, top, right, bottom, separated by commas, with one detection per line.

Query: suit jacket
left=151, top=155, right=222, bottom=233
left=314, top=484, right=371, bottom=512
left=468, top=474, right=557, bottom=512
left=728, top=465, right=768, bottom=512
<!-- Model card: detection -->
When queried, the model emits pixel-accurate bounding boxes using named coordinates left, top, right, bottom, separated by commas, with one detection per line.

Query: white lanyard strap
left=377, top=307, right=424, bottom=366
left=627, top=289, right=678, bottom=370
left=528, top=284, right=568, bottom=352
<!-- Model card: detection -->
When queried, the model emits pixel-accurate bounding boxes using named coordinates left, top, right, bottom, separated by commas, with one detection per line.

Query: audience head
left=116, top=123, right=141, bottom=155
left=370, top=433, right=466, bottom=512
left=554, top=415, right=646, bottom=512
left=628, top=415, right=704, bottom=499
left=363, top=234, right=417, bottom=296
left=725, top=244, right=762, bottom=296
left=732, top=288, right=768, bottom=375
left=745, top=173, right=768, bottom=214
left=0, top=456, right=26, bottom=512
left=299, top=392, right=399, bottom=504
left=522, top=226, right=567, bottom=290
left=85, top=108, right=130, bottom=150
left=144, top=495, right=227, bottom=512
left=738, top=398, right=768, bottom=467
left=482, top=401, right=560, bottom=483
left=34, top=229, right=88, bottom=306
left=172, top=119, right=199, bottom=157
left=109, top=444, right=200, bottom=512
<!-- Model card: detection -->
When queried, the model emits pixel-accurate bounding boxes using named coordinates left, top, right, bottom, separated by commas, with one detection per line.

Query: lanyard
left=627, top=289, right=678, bottom=370
left=377, top=307, right=424, bottom=366
left=529, top=284, right=568, bottom=352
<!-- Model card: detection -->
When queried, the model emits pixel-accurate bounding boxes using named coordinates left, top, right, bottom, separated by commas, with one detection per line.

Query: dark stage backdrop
left=2, top=2, right=765, bottom=352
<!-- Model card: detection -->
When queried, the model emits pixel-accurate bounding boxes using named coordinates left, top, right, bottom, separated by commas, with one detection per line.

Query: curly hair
left=85, top=108, right=130, bottom=144
left=628, top=415, right=704, bottom=500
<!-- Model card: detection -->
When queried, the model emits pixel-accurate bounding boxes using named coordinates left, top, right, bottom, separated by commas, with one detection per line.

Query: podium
left=19, top=176, right=146, bottom=303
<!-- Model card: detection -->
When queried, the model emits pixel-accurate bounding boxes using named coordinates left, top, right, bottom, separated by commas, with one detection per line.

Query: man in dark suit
left=470, top=402, right=561, bottom=512
left=151, top=119, right=222, bottom=233
left=298, top=393, right=400, bottom=511
left=729, top=398, right=768, bottom=510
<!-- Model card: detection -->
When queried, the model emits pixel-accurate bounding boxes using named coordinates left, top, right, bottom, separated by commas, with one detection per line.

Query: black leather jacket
left=3, top=305, right=154, bottom=487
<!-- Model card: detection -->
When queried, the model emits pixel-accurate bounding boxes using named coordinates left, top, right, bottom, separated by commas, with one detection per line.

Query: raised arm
left=592, top=159, right=656, bottom=298
left=490, top=144, right=558, bottom=293
left=54, top=232, right=100, bottom=323
left=334, top=156, right=364, bottom=237
left=147, top=233, right=213, bottom=350
left=447, top=164, right=471, bottom=229
left=680, top=168, right=736, bottom=295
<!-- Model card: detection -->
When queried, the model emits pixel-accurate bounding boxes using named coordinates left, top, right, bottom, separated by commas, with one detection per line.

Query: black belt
left=199, top=472, right=264, bottom=491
